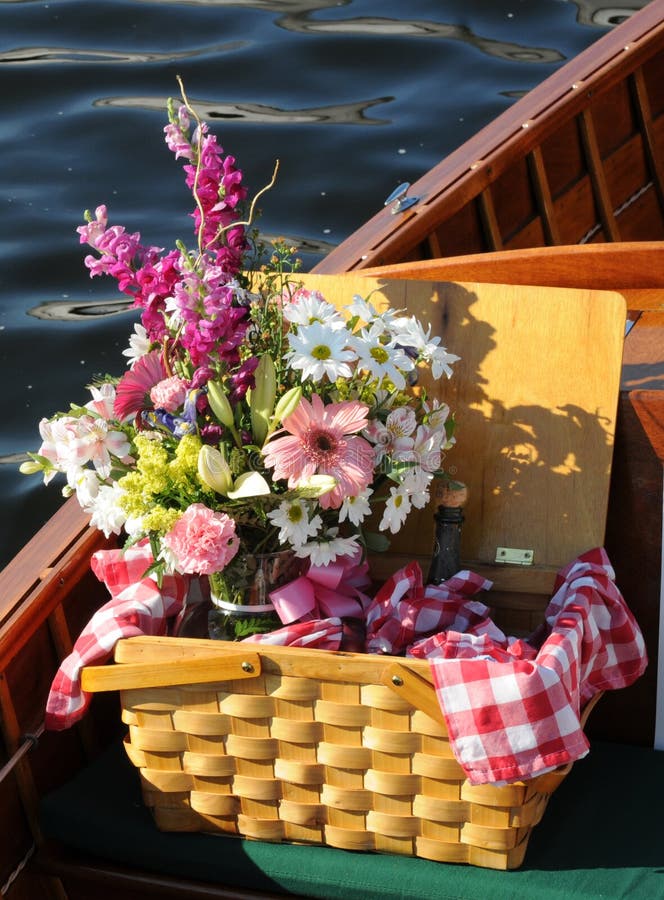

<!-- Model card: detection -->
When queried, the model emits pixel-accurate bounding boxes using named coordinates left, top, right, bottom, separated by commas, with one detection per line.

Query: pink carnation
left=150, top=376, right=189, bottom=412
left=163, top=504, right=239, bottom=575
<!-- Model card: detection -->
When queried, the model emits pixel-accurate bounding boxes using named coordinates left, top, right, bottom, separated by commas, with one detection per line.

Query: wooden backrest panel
left=297, top=274, right=626, bottom=571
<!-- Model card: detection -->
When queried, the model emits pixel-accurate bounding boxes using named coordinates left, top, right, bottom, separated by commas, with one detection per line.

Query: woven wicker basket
left=81, top=276, right=620, bottom=870
left=83, top=635, right=599, bottom=871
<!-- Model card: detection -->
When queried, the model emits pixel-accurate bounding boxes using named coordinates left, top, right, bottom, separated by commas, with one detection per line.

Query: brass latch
left=495, top=547, right=534, bottom=566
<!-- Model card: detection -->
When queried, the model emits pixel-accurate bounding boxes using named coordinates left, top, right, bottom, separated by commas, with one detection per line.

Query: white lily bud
left=198, top=445, right=233, bottom=494
left=293, top=474, right=337, bottom=498
left=19, top=459, right=43, bottom=475
left=271, top=385, right=302, bottom=429
left=250, top=354, right=277, bottom=446
left=206, top=380, right=235, bottom=428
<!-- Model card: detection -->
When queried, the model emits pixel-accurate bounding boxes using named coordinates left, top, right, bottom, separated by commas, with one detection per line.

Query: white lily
left=226, top=471, right=271, bottom=499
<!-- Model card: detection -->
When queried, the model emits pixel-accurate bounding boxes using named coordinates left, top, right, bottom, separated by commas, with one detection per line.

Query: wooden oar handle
left=81, top=649, right=261, bottom=692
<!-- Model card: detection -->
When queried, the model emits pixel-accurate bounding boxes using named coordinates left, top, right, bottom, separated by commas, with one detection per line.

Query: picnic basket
left=82, top=275, right=626, bottom=870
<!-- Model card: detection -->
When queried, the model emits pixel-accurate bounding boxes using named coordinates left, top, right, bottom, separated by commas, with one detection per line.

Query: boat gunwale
left=314, top=3, right=664, bottom=273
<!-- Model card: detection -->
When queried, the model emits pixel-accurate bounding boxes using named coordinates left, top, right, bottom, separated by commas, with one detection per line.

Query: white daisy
left=350, top=322, right=414, bottom=390
left=267, top=499, right=322, bottom=548
left=294, top=528, right=360, bottom=565
left=390, top=316, right=460, bottom=380
left=122, top=322, right=151, bottom=368
left=338, top=487, right=373, bottom=526
left=401, top=467, right=433, bottom=509
left=379, top=484, right=412, bottom=534
left=283, top=288, right=346, bottom=330
left=429, top=345, right=461, bottom=380
left=348, top=294, right=399, bottom=332
left=286, top=321, right=356, bottom=383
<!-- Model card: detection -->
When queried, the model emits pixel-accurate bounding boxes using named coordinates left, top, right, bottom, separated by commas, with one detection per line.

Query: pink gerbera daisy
left=114, top=350, right=167, bottom=421
left=262, top=394, right=374, bottom=509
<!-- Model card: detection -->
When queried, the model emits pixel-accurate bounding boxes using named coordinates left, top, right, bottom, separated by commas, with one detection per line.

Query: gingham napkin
left=243, top=617, right=343, bottom=649
left=364, top=561, right=499, bottom=655
left=46, top=543, right=646, bottom=787
left=409, top=548, right=648, bottom=784
left=45, top=541, right=186, bottom=730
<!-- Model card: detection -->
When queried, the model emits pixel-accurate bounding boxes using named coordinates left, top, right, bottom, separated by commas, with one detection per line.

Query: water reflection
left=28, top=299, right=132, bottom=322
left=570, top=3, right=647, bottom=27
left=132, top=0, right=648, bottom=30
left=274, top=18, right=563, bottom=64
left=0, top=42, right=247, bottom=66
left=1, top=1, right=646, bottom=78
left=95, top=94, right=390, bottom=125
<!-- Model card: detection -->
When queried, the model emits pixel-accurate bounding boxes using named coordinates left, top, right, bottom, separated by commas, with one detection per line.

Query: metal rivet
left=241, top=661, right=254, bottom=673
left=392, top=675, right=404, bottom=687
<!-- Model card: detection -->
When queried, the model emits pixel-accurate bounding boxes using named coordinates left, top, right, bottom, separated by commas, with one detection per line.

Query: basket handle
left=381, top=662, right=446, bottom=725
left=81, top=649, right=262, bottom=692
left=382, top=662, right=604, bottom=732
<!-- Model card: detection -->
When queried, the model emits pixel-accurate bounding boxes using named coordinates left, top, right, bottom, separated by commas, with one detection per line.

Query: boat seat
left=35, top=738, right=664, bottom=899
left=363, top=241, right=664, bottom=313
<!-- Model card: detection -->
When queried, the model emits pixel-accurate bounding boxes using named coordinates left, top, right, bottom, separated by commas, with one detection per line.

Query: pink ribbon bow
left=269, top=549, right=372, bottom=625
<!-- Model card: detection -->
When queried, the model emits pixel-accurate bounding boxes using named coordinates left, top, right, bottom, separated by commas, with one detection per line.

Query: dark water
left=0, top=0, right=651, bottom=570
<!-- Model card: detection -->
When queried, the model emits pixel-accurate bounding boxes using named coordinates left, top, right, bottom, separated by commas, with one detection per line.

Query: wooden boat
left=1, top=3, right=663, bottom=897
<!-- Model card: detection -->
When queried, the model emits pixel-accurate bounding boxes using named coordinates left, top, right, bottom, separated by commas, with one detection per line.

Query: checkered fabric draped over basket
left=46, top=545, right=646, bottom=785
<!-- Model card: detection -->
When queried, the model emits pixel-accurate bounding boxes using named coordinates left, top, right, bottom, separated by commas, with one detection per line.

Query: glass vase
left=208, top=549, right=303, bottom=641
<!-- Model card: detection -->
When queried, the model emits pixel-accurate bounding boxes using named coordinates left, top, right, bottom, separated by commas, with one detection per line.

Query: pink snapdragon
left=76, top=205, right=108, bottom=247
left=163, top=105, right=193, bottom=159
left=162, top=504, right=239, bottom=574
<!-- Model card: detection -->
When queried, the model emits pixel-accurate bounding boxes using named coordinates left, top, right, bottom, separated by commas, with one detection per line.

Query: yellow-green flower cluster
left=118, top=433, right=212, bottom=535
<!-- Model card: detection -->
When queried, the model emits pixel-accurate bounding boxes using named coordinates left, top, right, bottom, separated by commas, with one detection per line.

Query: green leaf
left=363, top=531, right=390, bottom=553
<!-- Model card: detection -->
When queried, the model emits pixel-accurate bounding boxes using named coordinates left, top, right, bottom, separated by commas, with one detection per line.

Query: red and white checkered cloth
left=46, top=542, right=646, bottom=787
left=408, top=548, right=648, bottom=784
left=243, top=617, right=343, bottom=650
left=364, top=560, right=499, bottom=655
left=45, top=541, right=187, bottom=730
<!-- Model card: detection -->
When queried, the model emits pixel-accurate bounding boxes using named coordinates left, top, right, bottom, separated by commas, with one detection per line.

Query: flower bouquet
left=22, top=85, right=459, bottom=642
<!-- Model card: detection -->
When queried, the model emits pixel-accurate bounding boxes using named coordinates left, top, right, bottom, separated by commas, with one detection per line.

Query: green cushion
left=40, top=739, right=664, bottom=899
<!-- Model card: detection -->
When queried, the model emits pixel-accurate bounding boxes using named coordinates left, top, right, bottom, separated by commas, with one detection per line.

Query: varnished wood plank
left=631, top=66, right=664, bottom=214
left=630, top=390, right=664, bottom=462
left=478, top=189, right=504, bottom=250
left=0, top=498, right=92, bottom=625
left=621, top=310, right=664, bottom=389
left=596, top=388, right=663, bottom=746
left=528, top=147, right=561, bottom=245
left=579, top=109, right=621, bottom=241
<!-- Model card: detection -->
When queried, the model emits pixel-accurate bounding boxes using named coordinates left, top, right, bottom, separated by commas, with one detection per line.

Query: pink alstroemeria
left=37, top=415, right=130, bottom=481
left=86, top=383, right=117, bottom=420
left=262, top=395, right=374, bottom=509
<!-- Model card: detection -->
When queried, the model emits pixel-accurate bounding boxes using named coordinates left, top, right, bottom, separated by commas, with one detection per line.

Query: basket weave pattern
left=118, top=648, right=564, bottom=871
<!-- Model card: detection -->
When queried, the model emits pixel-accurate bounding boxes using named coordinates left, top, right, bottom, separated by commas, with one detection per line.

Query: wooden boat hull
left=315, top=3, right=664, bottom=273
left=1, top=4, right=663, bottom=897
